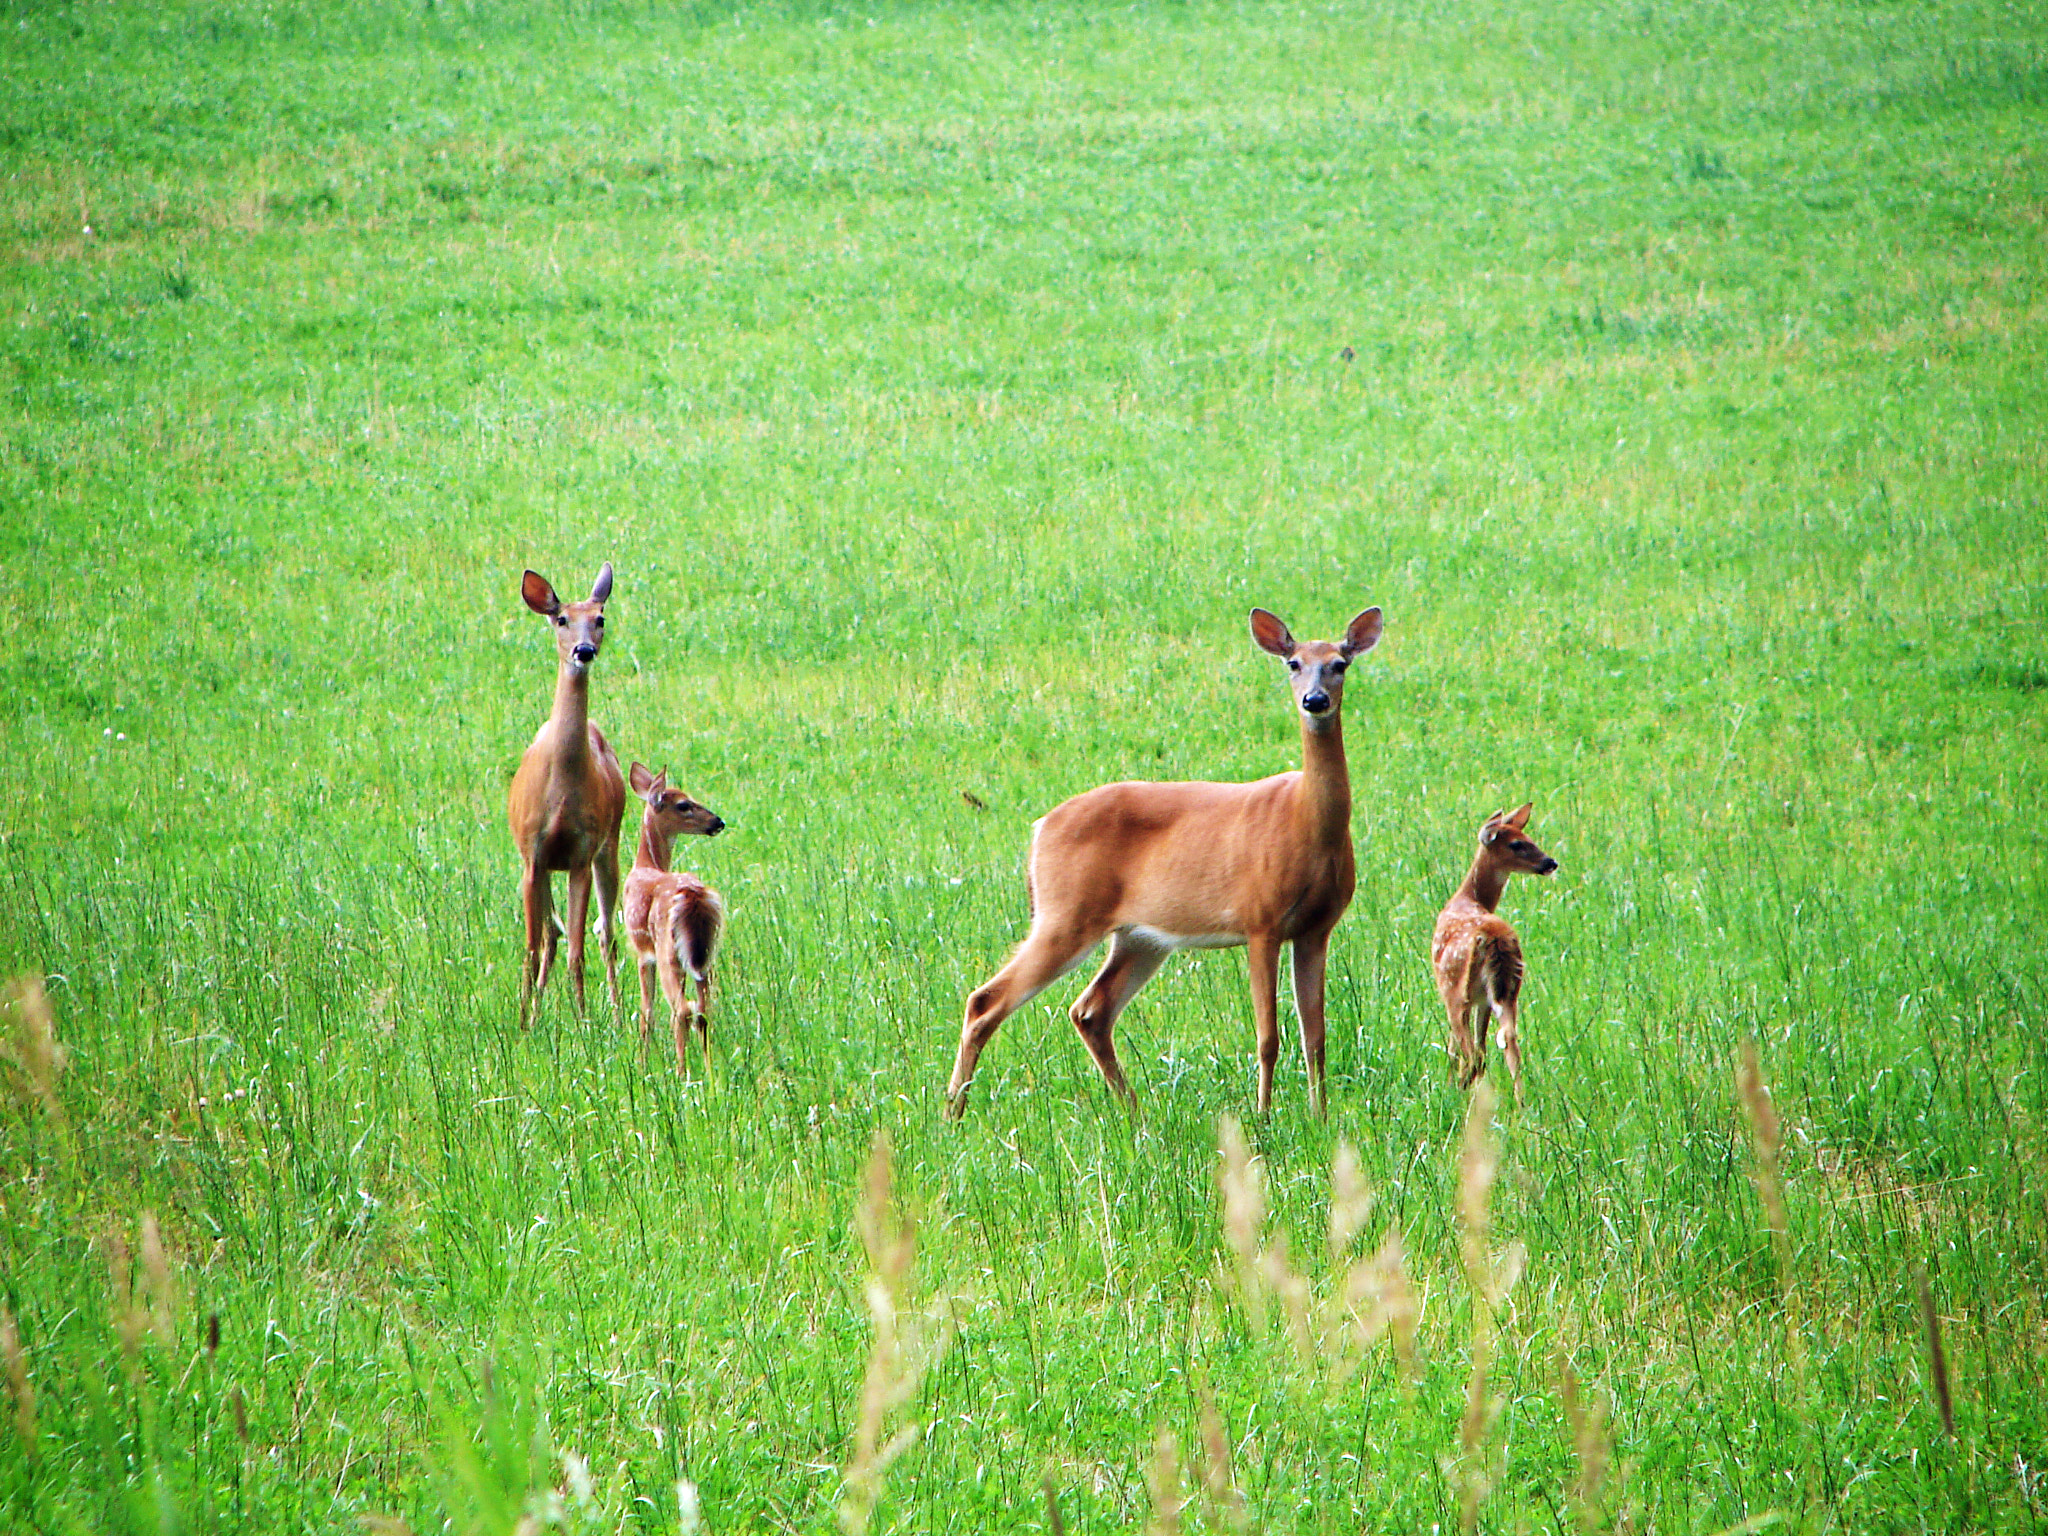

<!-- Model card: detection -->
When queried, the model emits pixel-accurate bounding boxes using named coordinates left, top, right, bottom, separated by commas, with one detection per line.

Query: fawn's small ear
left=1250, top=608, right=1296, bottom=658
left=629, top=762, right=655, bottom=798
left=1481, top=824, right=1501, bottom=845
left=590, top=562, right=614, bottom=604
left=1341, top=607, right=1383, bottom=656
left=522, top=571, right=561, bottom=617
left=1503, top=802, right=1533, bottom=830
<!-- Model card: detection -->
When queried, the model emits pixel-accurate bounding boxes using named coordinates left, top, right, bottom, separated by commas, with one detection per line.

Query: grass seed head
left=1916, top=1264, right=1955, bottom=1440
left=1143, top=1428, right=1183, bottom=1536
left=1216, top=1115, right=1267, bottom=1326
left=2, top=975, right=66, bottom=1125
left=1327, top=1141, right=1373, bottom=1263
left=840, top=1129, right=948, bottom=1536
left=1, top=1306, right=34, bottom=1460
left=1561, top=1354, right=1612, bottom=1533
left=139, top=1211, right=176, bottom=1347
left=1194, top=1382, right=1250, bottom=1532
left=1736, top=1038, right=1796, bottom=1296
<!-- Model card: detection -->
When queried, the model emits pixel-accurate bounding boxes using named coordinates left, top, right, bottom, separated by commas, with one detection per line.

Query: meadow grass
left=1, top=0, right=2045, bottom=1529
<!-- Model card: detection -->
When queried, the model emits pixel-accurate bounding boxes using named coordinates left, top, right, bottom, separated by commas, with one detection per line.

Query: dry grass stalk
left=106, top=1230, right=145, bottom=1365
left=1216, top=1117, right=1422, bottom=1392
left=1260, top=1233, right=1318, bottom=1370
left=1328, top=1142, right=1373, bottom=1264
left=1915, top=1264, right=1955, bottom=1440
left=1, top=1305, right=35, bottom=1459
left=1216, top=1115, right=1269, bottom=1332
left=1, top=974, right=67, bottom=1126
left=1735, top=1040, right=1793, bottom=1291
left=839, top=1130, right=948, bottom=1536
left=1194, top=1382, right=1251, bottom=1533
left=1736, top=1039, right=1807, bottom=1380
left=1042, top=1474, right=1068, bottom=1536
left=1339, top=1230, right=1420, bottom=1384
left=139, top=1211, right=177, bottom=1348
left=1143, top=1428, right=1184, bottom=1536
left=1560, top=1354, right=1611, bottom=1533
left=1450, top=1079, right=1525, bottom=1536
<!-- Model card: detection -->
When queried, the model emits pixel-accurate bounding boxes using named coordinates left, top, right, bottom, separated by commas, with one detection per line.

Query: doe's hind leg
left=1067, top=930, right=1170, bottom=1110
left=945, top=923, right=1099, bottom=1117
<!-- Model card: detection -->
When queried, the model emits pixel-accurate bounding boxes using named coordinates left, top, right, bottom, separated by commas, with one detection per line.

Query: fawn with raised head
left=622, top=763, right=726, bottom=1076
left=944, top=605, right=1384, bottom=1119
left=1431, top=803, right=1558, bottom=1098
left=507, top=563, right=626, bottom=1025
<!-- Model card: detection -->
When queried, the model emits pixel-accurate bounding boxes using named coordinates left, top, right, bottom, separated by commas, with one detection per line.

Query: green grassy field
left=2, top=0, right=2045, bottom=1529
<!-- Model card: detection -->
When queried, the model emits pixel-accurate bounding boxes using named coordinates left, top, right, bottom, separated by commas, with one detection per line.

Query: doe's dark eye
left=1331, top=659, right=1348, bottom=673
left=554, top=616, right=567, bottom=627
left=594, top=617, right=604, bottom=628
left=1286, top=658, right=1301, bottom=672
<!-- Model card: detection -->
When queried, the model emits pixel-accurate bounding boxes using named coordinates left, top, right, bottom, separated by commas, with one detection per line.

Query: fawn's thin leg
left=656, top=951, right=692, bottom=1077
left=637, top=960, right=658, bottom=1048
left=1495, top=999, right=1524, bottom=1104
left=693, top=973, right=713, bottom=1070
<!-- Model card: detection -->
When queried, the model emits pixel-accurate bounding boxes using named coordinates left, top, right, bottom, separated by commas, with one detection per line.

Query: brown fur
left=622, top=763, right=726, bottom=1076
left=945, top=606, right=1383, bottom=1119
left=507, top=564, right=626, bottom=1025
left=1430, top=803, right=1557, bottom=1100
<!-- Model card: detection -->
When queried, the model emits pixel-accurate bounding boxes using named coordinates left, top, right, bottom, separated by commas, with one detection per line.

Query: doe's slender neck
left=1296, top=712, right=1351, bottom=831
left=547, top=663, right=591, bottom=764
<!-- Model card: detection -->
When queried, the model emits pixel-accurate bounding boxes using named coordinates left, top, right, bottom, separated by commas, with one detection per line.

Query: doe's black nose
left=572, top=643, right=597, bottom=663
left=1539, top=857, right=1560, bottom=874
left=708, top=817, right=726, bottom=836
left=1302, top=690, right=1332, bottom=714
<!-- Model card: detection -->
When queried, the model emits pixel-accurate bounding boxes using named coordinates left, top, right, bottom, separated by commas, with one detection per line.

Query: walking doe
left=945, top=605, right=1383, bottom=1119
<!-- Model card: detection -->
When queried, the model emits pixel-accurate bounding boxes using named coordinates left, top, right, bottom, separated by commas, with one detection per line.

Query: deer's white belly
left=1128, top=924, right=1245, bottom=952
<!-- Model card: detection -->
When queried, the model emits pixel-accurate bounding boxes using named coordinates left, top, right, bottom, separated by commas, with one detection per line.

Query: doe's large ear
left=522, top=571, right=561, bottom=617
left=1503, top=802, right=1533, bottom=831
left=1341, top=607, right=1384, bottom=656
left=589, top=562, right=614, bottom=604
left=629, top=762, right=656, bottom=798
left=1249, top=608, right=1296, bottom=658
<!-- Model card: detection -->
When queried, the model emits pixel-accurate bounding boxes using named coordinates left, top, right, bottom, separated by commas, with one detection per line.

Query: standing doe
left=944, top=605, right=1384, bottom=1119
left=622, top=763, right=726, bottom=1075
left=507, top=564, right=626, bottom=1025
left=1430, top=803, right=1558, bottom=1099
